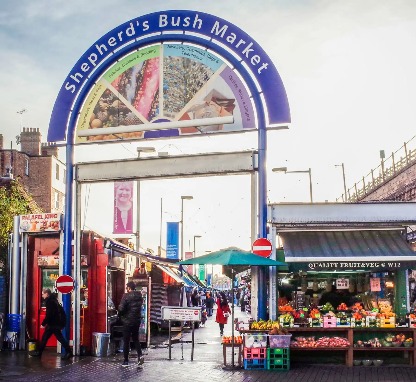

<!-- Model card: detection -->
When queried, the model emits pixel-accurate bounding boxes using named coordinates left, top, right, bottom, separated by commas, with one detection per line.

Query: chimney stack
left=20, top=128, right=41, bottom=156
left=41, top=142, right=59, bottom=157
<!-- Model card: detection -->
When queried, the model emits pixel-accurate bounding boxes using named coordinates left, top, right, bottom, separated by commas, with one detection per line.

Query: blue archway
left=48, top=10, right=291, bottom=333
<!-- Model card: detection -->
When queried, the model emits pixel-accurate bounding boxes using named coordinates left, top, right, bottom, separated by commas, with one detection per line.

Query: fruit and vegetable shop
left=246, top=201, right=416, bottom=368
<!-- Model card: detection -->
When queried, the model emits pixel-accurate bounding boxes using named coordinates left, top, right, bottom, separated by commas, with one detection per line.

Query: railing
left=339, top=135, right=416, bottom=202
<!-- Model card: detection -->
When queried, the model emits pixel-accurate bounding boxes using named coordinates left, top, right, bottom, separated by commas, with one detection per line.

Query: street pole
left=335, top=163, right=347, bottom=201
left=272, top=167, right=313, bottom=203
left=180, top=196, right=193, bottom=261
left=308, top=168, right=313, bottom=203
left=193, top=235, right=202, bottom=276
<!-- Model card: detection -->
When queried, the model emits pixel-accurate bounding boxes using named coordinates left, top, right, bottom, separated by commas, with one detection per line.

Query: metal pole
left=341, top=163, right=347, bottom=199
left=159, top=198, right=162, bottom=256
left=180, top=198, right=184, bottom=262
left=308, top=168, right=313, bottom=203
left=136, top=179, right=140, bottom=251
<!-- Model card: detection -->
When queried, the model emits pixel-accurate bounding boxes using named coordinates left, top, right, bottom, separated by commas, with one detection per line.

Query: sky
left=1, top=1, right=416, bottom=256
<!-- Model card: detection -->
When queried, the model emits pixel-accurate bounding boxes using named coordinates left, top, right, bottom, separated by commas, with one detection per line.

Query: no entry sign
left=252, top=238, right=273, bottom=258
left=55, top=275, right=74, bottom=294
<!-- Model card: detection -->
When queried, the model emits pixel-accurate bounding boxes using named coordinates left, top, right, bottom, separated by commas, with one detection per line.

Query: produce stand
left=239, top=328, right=416, bottom=367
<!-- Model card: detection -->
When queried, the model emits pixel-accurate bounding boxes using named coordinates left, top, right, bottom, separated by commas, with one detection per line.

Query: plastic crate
left=267, top=358, right=290, bottom=370
left=243, top=358, right=267, bottom=370
left=323, top=316, right=337, bottom=328
left=244, top=347, right=267, bottom=359
left=336, top=317, right=351, bottom=327
left=244, top=333, right=267, bottom=348
left=6, top=314, right=21, bottom=333
left=380, top=317, right=395, bottom=328
left=267, top=347, right=290, bottom=359
left=269, top=334, right=292, bottom=348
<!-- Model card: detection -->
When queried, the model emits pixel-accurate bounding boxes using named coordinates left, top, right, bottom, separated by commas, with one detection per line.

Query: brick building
left=0, top=128, right=66, bottom=213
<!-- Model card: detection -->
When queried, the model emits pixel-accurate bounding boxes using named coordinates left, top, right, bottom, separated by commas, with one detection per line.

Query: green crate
left=267, top=348, right=290, bottom=359
left=267, top=361, right=290, bottom=371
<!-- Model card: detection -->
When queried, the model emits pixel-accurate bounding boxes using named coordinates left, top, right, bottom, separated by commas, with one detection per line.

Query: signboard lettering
left=161, top=306, right=201, bottom=321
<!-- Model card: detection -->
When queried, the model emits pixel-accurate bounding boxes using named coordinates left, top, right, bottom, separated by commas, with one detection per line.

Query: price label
left=370, top=277, right=381, bottom=292
left=336, top=278, right=349, bottom=290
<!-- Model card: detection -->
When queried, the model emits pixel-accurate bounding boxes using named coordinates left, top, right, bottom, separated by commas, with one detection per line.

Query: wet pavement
left=2, top=310, right=416, bottom=381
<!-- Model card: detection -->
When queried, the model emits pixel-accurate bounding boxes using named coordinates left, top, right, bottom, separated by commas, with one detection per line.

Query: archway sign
left=47, top=10, right=291, bottom=344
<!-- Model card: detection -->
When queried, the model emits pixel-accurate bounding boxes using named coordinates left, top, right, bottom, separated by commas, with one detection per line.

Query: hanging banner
left=199, top=264, right=206, bottom=282
left=113, top=181, right=134, bottom=234
left=370, top=278, right=381, bottom=292
left=166, top=222, right=179, bottom=260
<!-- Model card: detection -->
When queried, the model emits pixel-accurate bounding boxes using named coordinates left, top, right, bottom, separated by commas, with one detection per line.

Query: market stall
left=267, top=202, right=416, bottom=367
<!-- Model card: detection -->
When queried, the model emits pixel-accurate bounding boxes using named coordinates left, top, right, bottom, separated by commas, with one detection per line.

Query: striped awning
left=280, top=230, right=416, bottom=262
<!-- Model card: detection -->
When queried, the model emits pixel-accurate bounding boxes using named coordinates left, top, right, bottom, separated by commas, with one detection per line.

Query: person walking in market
left=215, top=291, right=231, bottom=336
left=31, top=288, right=73, bottom=360
left=205, top=292, right=215, bottom=317
left=118, top=281, right=144, bottom=367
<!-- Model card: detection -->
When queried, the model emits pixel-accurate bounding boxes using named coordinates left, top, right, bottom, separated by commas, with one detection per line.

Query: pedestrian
left=215, top=291, right=231, bottom=336
left=118, top=281, right=144, bottom=367
left=205, top=293, right=215, bottom=317
left=31, top=288, right=72, bottom=359
left=191, top=288, right=200, bottom=307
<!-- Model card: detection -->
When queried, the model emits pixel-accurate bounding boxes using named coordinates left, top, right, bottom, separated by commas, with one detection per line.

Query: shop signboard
left=161, top=306, right=201, bottom=322
left=19, top=213, right=61, bottom=233
left=292, top=261, right=416, bottom=271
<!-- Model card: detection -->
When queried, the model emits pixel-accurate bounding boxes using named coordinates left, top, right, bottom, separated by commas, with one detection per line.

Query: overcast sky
left=1, top=1, right=416, bottom=254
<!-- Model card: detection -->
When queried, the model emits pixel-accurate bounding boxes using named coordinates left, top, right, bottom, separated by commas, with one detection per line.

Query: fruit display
left=337, top=303, right=348, bottom=311
left=291, top=336, right=350, bottom=348
left=250, top=319, right=280, bottom=330
left=221, top=335, right=242, bottom=344
left=321, top=303, right=334, bottom=312
left=354, top=333, right=413, bottom=348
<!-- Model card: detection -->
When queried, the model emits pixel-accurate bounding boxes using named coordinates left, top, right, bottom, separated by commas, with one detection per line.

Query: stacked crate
left=267, top=348, right=290, bottom=370
left=243, top=334, right=268, bottom=370
left=268, top=334, right=291, bottom=370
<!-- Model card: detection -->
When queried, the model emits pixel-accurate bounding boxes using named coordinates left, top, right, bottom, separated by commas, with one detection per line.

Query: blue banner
left=166, top=222, right=179, bottom=260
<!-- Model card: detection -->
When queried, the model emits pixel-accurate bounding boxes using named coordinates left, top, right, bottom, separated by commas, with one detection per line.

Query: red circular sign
left=252, top=238, right=273, bottom=258
left=55, top=275, right=74, bottom=294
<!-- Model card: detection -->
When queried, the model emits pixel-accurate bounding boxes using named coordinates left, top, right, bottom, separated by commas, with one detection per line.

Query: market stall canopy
left=280, top=230, right=416, bottom=265
left=155, top=264, right=203, bottom=288
left=178, top=247, right=287, bottom=267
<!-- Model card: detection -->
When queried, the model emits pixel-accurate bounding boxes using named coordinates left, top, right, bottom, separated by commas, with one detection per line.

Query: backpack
left=57, top=302, right=66, bottom=328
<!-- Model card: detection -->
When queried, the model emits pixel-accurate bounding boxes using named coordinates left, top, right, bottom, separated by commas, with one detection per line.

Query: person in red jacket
left=215, top=291, right=231, bottom=336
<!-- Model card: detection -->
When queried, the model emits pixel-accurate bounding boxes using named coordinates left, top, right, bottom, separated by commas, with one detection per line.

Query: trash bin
left=92, top=332, right=111, bottom=357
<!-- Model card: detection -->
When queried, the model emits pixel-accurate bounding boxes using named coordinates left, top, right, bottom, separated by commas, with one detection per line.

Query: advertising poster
left=166, top=222, right=179, bottom=260
left=76, top=43, right=254, bottom=143
left=113, top=181, right=134, bottom=234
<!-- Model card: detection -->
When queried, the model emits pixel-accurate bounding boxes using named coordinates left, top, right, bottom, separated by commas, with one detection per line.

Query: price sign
left=336, top=278, right=349, bottom=290
left=370, top=277, right=381, bottom=292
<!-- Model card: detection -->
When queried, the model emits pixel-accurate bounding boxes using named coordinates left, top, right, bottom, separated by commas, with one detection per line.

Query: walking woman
left=215, top=291, right=231, bottom=336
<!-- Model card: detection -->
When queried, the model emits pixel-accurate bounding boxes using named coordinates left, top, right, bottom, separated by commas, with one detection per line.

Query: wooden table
left=222, top=342, right=243, bottom=367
